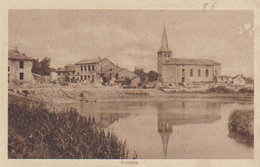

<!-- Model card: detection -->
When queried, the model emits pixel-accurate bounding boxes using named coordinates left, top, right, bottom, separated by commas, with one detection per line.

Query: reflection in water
left=49, top=101, right=253, bottom=159
left=228, top=130, right=254, bottom=148
left=156, top=102, right=221, bottom=159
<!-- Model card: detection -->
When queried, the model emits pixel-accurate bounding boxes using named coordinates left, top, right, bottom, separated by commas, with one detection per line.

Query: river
left=52, top=100, right=253, bottom=159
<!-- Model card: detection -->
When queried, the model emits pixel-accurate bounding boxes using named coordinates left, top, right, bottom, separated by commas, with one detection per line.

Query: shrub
left=8, top=95, right=130, bottom=159
left=228, top=110, right=254, bottom=137
left=238, top=88, right=254, bottom=94
left=22, top=90, right=30, bottom=97
left=207, top=86, right=234, bottom=93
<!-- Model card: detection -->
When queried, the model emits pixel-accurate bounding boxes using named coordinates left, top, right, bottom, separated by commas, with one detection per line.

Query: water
left=54, top=100, right=253, bottom=159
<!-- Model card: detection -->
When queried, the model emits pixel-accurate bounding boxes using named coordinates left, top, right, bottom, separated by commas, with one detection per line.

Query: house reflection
left=156, top=102, right=221, bottom=159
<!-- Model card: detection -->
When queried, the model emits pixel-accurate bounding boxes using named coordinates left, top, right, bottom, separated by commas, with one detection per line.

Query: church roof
left=8, top=49, right=34, bottom=61
left=159, top=26, right=172, bottom=52
left=163, top=58, right=221, bottom=65
left=76, top=58, right=100, bottom=65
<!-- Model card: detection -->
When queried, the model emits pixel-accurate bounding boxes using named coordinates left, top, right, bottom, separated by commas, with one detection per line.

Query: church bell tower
left=157, top=26, right=172, bottom=81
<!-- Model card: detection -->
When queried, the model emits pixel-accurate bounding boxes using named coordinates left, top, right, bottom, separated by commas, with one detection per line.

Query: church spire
left=159, top=25, right=171, bottom=52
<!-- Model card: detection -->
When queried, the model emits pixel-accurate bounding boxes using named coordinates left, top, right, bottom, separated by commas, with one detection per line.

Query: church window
left=182, top=69, right=185, bottom=76
left=206, top=69, right=209, bottom=77
left=190, top=69, right=193, bottom=77
left=19, top=61, right=24, bottom=69
left=198, top=69, right=201, bottom=77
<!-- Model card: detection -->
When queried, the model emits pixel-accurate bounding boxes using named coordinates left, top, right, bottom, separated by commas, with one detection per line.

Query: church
left=157, top=27, right=221, bottom=87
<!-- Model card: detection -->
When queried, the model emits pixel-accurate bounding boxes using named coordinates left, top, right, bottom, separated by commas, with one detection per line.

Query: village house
left=75, top=57, right=119, bottom=83
left=233, top=75, right=246, bottom=86
left=217, top=75, right=233, bottom=84
left=112, top=68, right=141, bottom=87
left=8, top=47, right=34, bottom=84
left=56, top=64, right=76, bottom=83
left=157, top=27, right=221, bottom=87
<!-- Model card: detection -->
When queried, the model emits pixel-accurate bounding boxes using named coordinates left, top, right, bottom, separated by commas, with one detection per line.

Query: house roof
left=163, top=58, right=221, bottom=65
left=8, top=49, right=34, bottom=61
left=75, top=58, right=100, bottom=65
left=233, top=74, right=246, bottom=80
left=56, top=64, right=76, bottom=72
left=218, top=75, right=233, bottom=78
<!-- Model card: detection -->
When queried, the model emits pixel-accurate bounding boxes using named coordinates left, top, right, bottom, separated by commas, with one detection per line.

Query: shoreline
left=8, top=87, right=254, bottom=104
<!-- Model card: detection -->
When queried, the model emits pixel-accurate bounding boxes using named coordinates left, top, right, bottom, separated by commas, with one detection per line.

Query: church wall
left=176, top=65, right=215, bottom=84
left=213, top=64, right=221, bottom=76
left=161, top=64, right=177, bottom=86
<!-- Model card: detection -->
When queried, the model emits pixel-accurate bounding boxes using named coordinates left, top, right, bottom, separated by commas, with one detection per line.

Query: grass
left=8, top=94, right=132, bottom=159
left=228, top=109, right=254, bottom=137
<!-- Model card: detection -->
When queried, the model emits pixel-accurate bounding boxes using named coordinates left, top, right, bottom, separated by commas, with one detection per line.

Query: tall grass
left=8, top=95, right=130, bottom=159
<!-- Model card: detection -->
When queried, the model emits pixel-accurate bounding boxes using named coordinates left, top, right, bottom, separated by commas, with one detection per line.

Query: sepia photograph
left=7, top=9, right=254, bottom=159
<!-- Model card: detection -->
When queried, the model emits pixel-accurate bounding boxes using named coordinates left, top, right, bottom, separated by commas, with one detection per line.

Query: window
left=19, top=61, right=24, bottom=69
left=81, top=75, right=83, bottom=80
left=182, top=69, right=185, bottom=76
left=206, top=69, right=209, bottom=77
left=190, top=69, right=193, bottom=77
left=81, top=66, right=83, bottom=71
left=84, top=66, right=87, bottom=71
left=19, top=72, right=24, bottom=80
left=92, top=65, right=95, bottom=71
left=198, top=69, right=201, bottom=77
left=88, top=65, right=91, bottom=71
left=8, top=66, right=10, bottom=72
left=84, top=75, right=87, bottom=80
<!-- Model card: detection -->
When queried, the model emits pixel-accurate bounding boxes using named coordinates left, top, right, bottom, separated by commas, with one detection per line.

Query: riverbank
left=8, top=85, right=254, bottom=103
left=8, top=94, right=134, bottom=159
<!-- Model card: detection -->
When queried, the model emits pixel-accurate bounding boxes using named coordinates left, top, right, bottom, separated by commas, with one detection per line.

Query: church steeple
left=159, top=25, right=171, bottom=52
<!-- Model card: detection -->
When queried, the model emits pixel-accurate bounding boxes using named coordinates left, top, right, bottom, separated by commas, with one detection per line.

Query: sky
left=8, top=10, right=254, bottom=77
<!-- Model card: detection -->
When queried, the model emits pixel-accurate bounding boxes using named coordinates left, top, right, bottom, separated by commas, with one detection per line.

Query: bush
left=207, top=86, right=234, bottom=93
left=228, top=110, right=254, bottom=137
left=8, top=95, right=130, bottom=159
left=238, top=88, right=254, bottom=94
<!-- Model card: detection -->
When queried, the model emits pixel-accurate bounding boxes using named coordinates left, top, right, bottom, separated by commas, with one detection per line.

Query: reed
left=8, top=94, right=130, bottom=159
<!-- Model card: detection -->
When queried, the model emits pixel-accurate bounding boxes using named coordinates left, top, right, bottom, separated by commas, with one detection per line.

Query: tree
left=122, top=77, right=131, bottom=86
left=134, top=68, right=146, bottom=83
left=32, top=57, right=52, bottom=76
left=147, top=71, right=160, bottom=82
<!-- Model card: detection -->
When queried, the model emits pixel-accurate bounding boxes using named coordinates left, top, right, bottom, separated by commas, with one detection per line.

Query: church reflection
left=156, top=102, right=221, bottom=159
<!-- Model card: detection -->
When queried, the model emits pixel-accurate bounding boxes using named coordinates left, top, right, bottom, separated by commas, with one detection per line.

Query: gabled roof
left=233, top=74, right=246, bottom=80
left=75, top=58, right=100, bottom=65
left=56, top=64, right=76, bottom=72
left=8, top=49, right=34, bottom=61
left=218, top=75, right=233, bottom=78
left=163, top=58, right=220, bottom=65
